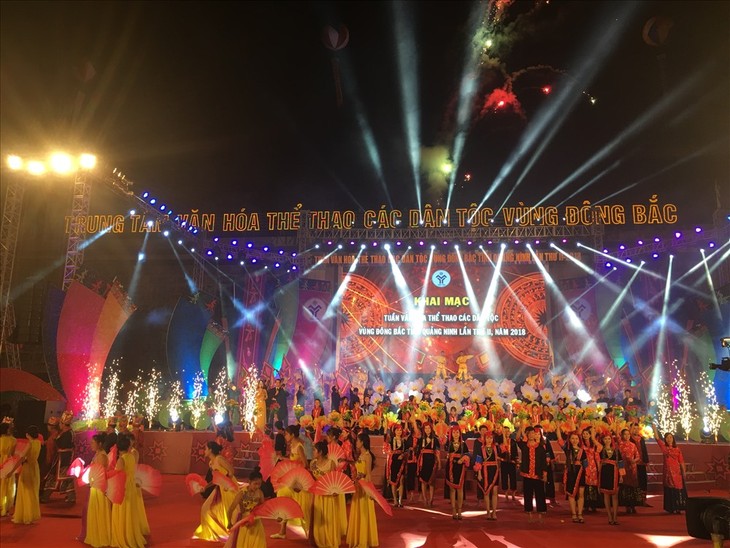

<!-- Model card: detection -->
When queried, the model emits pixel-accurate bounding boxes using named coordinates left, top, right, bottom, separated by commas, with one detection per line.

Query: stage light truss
left=612, top=224, right=729, bottom=259
left=62, top=171, right=93, bottom=290
left=0, top=179, right=25, bottom=368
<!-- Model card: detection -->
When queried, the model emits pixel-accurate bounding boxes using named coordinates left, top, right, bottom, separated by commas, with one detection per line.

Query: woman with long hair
left=194, top=440, right=237, bottom=541
left=653, top=426, right=687, bottom=514
left=618, top=428, right=642, bottom=515
left=110, top=434, right=146, bottom=546
left=416, top=422, right=440, bottom=508
left=580, top=427, right=603, bottom=512
left=444, top=426, right=470, bottom=520
left=12, top=425, right=42, bottom=524
left=385, top=424, right=407, bottom=508
left=598, top=434, right=622, bottom=525
left=272, top=425, right=313, bottom=539
left=310, top=441, right=341, bottom=547
left=347, top=433, right=378, bottom=548
left=561, top=430, right=587, bottom=523
left=84, top=433, right=111, bottom=547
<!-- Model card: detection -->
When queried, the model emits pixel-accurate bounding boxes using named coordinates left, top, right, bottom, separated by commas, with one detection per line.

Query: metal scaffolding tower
left=62, top=170, right=93, bottom=290
left=0, top=178, right=25, bottom=368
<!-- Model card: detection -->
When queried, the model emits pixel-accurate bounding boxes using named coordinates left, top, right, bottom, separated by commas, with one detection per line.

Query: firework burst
left=168, top=380, right=183, bottom=424
left=240, top=364, right=259, bottom=433
left=101, top=368, right=120, bottom=418
left=190, top=371, right=207, bottom=427
left=144, top=368, right=163, bottom=423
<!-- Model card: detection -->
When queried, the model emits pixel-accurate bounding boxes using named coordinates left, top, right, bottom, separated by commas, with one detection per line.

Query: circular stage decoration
left=338, top=274, right=389, bottom=366
left=494, top=272, right=550, bottom=368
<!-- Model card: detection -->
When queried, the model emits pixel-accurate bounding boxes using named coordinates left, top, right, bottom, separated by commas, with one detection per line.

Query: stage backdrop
left=336, top=262, right=551, bottom=381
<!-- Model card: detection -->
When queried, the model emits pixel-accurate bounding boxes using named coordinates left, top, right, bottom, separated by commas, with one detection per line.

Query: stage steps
left=232, top=432, right=266, bottom=479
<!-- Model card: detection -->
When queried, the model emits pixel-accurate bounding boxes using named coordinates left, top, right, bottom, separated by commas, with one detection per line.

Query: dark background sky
left=1, top=0, right=729, bottom=221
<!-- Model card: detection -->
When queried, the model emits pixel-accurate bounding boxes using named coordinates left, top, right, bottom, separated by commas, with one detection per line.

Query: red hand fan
left=327, top=443, right=348, bottom=469
left=212, top=470, right=239, bottom=492
left=0, top=456, right=20, bottom=479
left=251, top=497, right=304, bottom=521
left=67, top=457, right=85, bottom=478
left=135, top=464, right=162, bottom=496
left=185, top=473, right=207, bottom=496
left=278, top=467, right=315, bottom=493
left=106, top=470, right=126, bottom=504
left=228, top=513, right=256, bottom=532
left=310, top=470, right=355, bottom=496
left=14, top=438, right=29, bottom=457
left=270, top=460, right=302, bottom=490
left=358, top=479, right=393, bottom=516
left=258, top=442, right=278, bottom=480
left=82, top=463, right=108, bottom=491
left=107, top=445, right=118, bottom=471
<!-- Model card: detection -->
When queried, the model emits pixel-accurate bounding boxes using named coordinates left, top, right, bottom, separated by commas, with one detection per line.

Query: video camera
left=709, top=337, right=730, bottom=371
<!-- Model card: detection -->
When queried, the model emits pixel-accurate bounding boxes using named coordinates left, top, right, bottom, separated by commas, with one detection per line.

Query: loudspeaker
left=686, top=496, right=730, bottom=544
left=13, top=400, right=65, bottom=437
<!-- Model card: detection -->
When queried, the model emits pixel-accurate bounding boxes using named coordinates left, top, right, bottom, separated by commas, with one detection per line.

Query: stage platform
left=68, top=430, right=730, bottom=493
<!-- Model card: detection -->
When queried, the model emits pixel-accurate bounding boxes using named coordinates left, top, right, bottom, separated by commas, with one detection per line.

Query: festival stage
left=0, top=473, right=726, bottom=548
left=68, top=429, right=730, bottom=492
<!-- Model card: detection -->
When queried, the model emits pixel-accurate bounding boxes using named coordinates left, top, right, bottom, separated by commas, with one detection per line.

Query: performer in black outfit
left=517, top=425, right=549, bottom=522
left=267, top=378, right=290, bottom=427
left=444, top=426, right=470, bottom=520
left=416, top=422, right=440, bottom=508
left=559, top=429, right=588, bottom=523
left=534, top=425, right=559, bottom=507
left=494, top=423, right=519, bottom=503
left=629, top=422, right=650, bottom=506
left=473, top=425, right=502, bottom=520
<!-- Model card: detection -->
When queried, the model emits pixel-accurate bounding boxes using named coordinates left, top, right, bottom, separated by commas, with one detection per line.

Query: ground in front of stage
left=0, top=475, right=725, bottom=547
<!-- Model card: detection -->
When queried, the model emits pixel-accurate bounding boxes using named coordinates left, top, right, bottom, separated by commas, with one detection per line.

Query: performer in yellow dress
left=12, top=425, right=42, bottom=524
left=0, top=420, right=17, bottom=517
left=310, top=441, right=341, bottom=548
left=84, top=433, right=111, bottom=547
left=110, top=434, right=147, bottom=547
left=125, top=433, right=150, bottom=536
left=225, top=470, right=266, bottom=548
left=271, top=424, right=312, bottom=539
left=347, top=433, right=378, bottom=548
left=255, top=381, right=268, bottom=432
left=194, top=440, right=237, bottom=541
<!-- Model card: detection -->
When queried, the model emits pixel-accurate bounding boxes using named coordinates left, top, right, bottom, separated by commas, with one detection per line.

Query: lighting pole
left=0, top=152, right=96, bottom=369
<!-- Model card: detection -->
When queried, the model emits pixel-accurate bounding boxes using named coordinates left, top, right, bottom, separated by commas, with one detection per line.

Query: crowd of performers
left=0, top=415, right=151, bottom=548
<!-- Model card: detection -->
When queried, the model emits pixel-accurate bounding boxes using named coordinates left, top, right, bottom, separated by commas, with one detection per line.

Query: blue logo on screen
left=432, top=270, right=451, bottom=288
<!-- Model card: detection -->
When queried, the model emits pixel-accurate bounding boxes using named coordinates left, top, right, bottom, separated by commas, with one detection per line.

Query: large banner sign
left=65, top=195, right=680, bottom=234
left=336, top=262, right=550, bottom=380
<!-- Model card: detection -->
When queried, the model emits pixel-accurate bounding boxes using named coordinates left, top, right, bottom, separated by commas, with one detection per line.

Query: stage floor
left=1, top=475, right=726, bottom=547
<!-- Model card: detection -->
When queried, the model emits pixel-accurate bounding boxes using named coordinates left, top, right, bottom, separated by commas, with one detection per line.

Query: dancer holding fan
left=12, top=425, right=42, bottom=525
left=83, top=433, right=111, bottom=547
left=110, top=434, right=146, bottom=547
left=309, top=441, right=342, bottom=547
left=225, top=470, right=265, bottom=548
left=0, top=420, right=17, bottom=517
left=194, top=440, right=237, bottom=541
left=271, top=424, right=313, bottom=539
left=347, top=433, right=379, bottom=548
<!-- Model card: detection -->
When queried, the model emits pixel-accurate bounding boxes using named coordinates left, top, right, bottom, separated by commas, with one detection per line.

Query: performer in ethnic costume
left=110, top=434, right=147, bottom=547
left=494, top=423, right=519, bottom=504
left=561, top=431, right=587, bottom=523
left=473, top=426, right=501, bottom=520
left=618, top=428, right=643, bottom=514
left=517, top=425, right=549, bottom=522
left=444, top=426, right=470, bottom=520
left=405, top=424, right=419, bottom=503
left=629, top=422, right=649, bottom=506
left=580, top=427, right=603, bottom=512
left=416, top=422, right=440, bottom=508
left=272, top=425, right=313, bottom=539
left=598, top=434, right=622, bottom=525
left=385, top=424, right=407, bottom=508
left=194, top=441, right=237, bottom=541
left=225, top=471, right=265, bottom=548
left=534, top=425, right=559, bottom=507
left=83, top=433, right=111, bottom=548
left=653, top=427, right=687, bottom=514
left=12, top=425, right=42, bottom=525
left=309, top=441, right=342, bottom=548
left=0, top=420, right=17, bottom=517
left=42, top=410, right=75, bottom=503
left=347, top=433, right=378, bottom=548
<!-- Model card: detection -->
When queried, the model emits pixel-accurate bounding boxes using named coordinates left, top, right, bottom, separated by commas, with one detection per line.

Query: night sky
left=1, top=1, right=729, bottom=221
